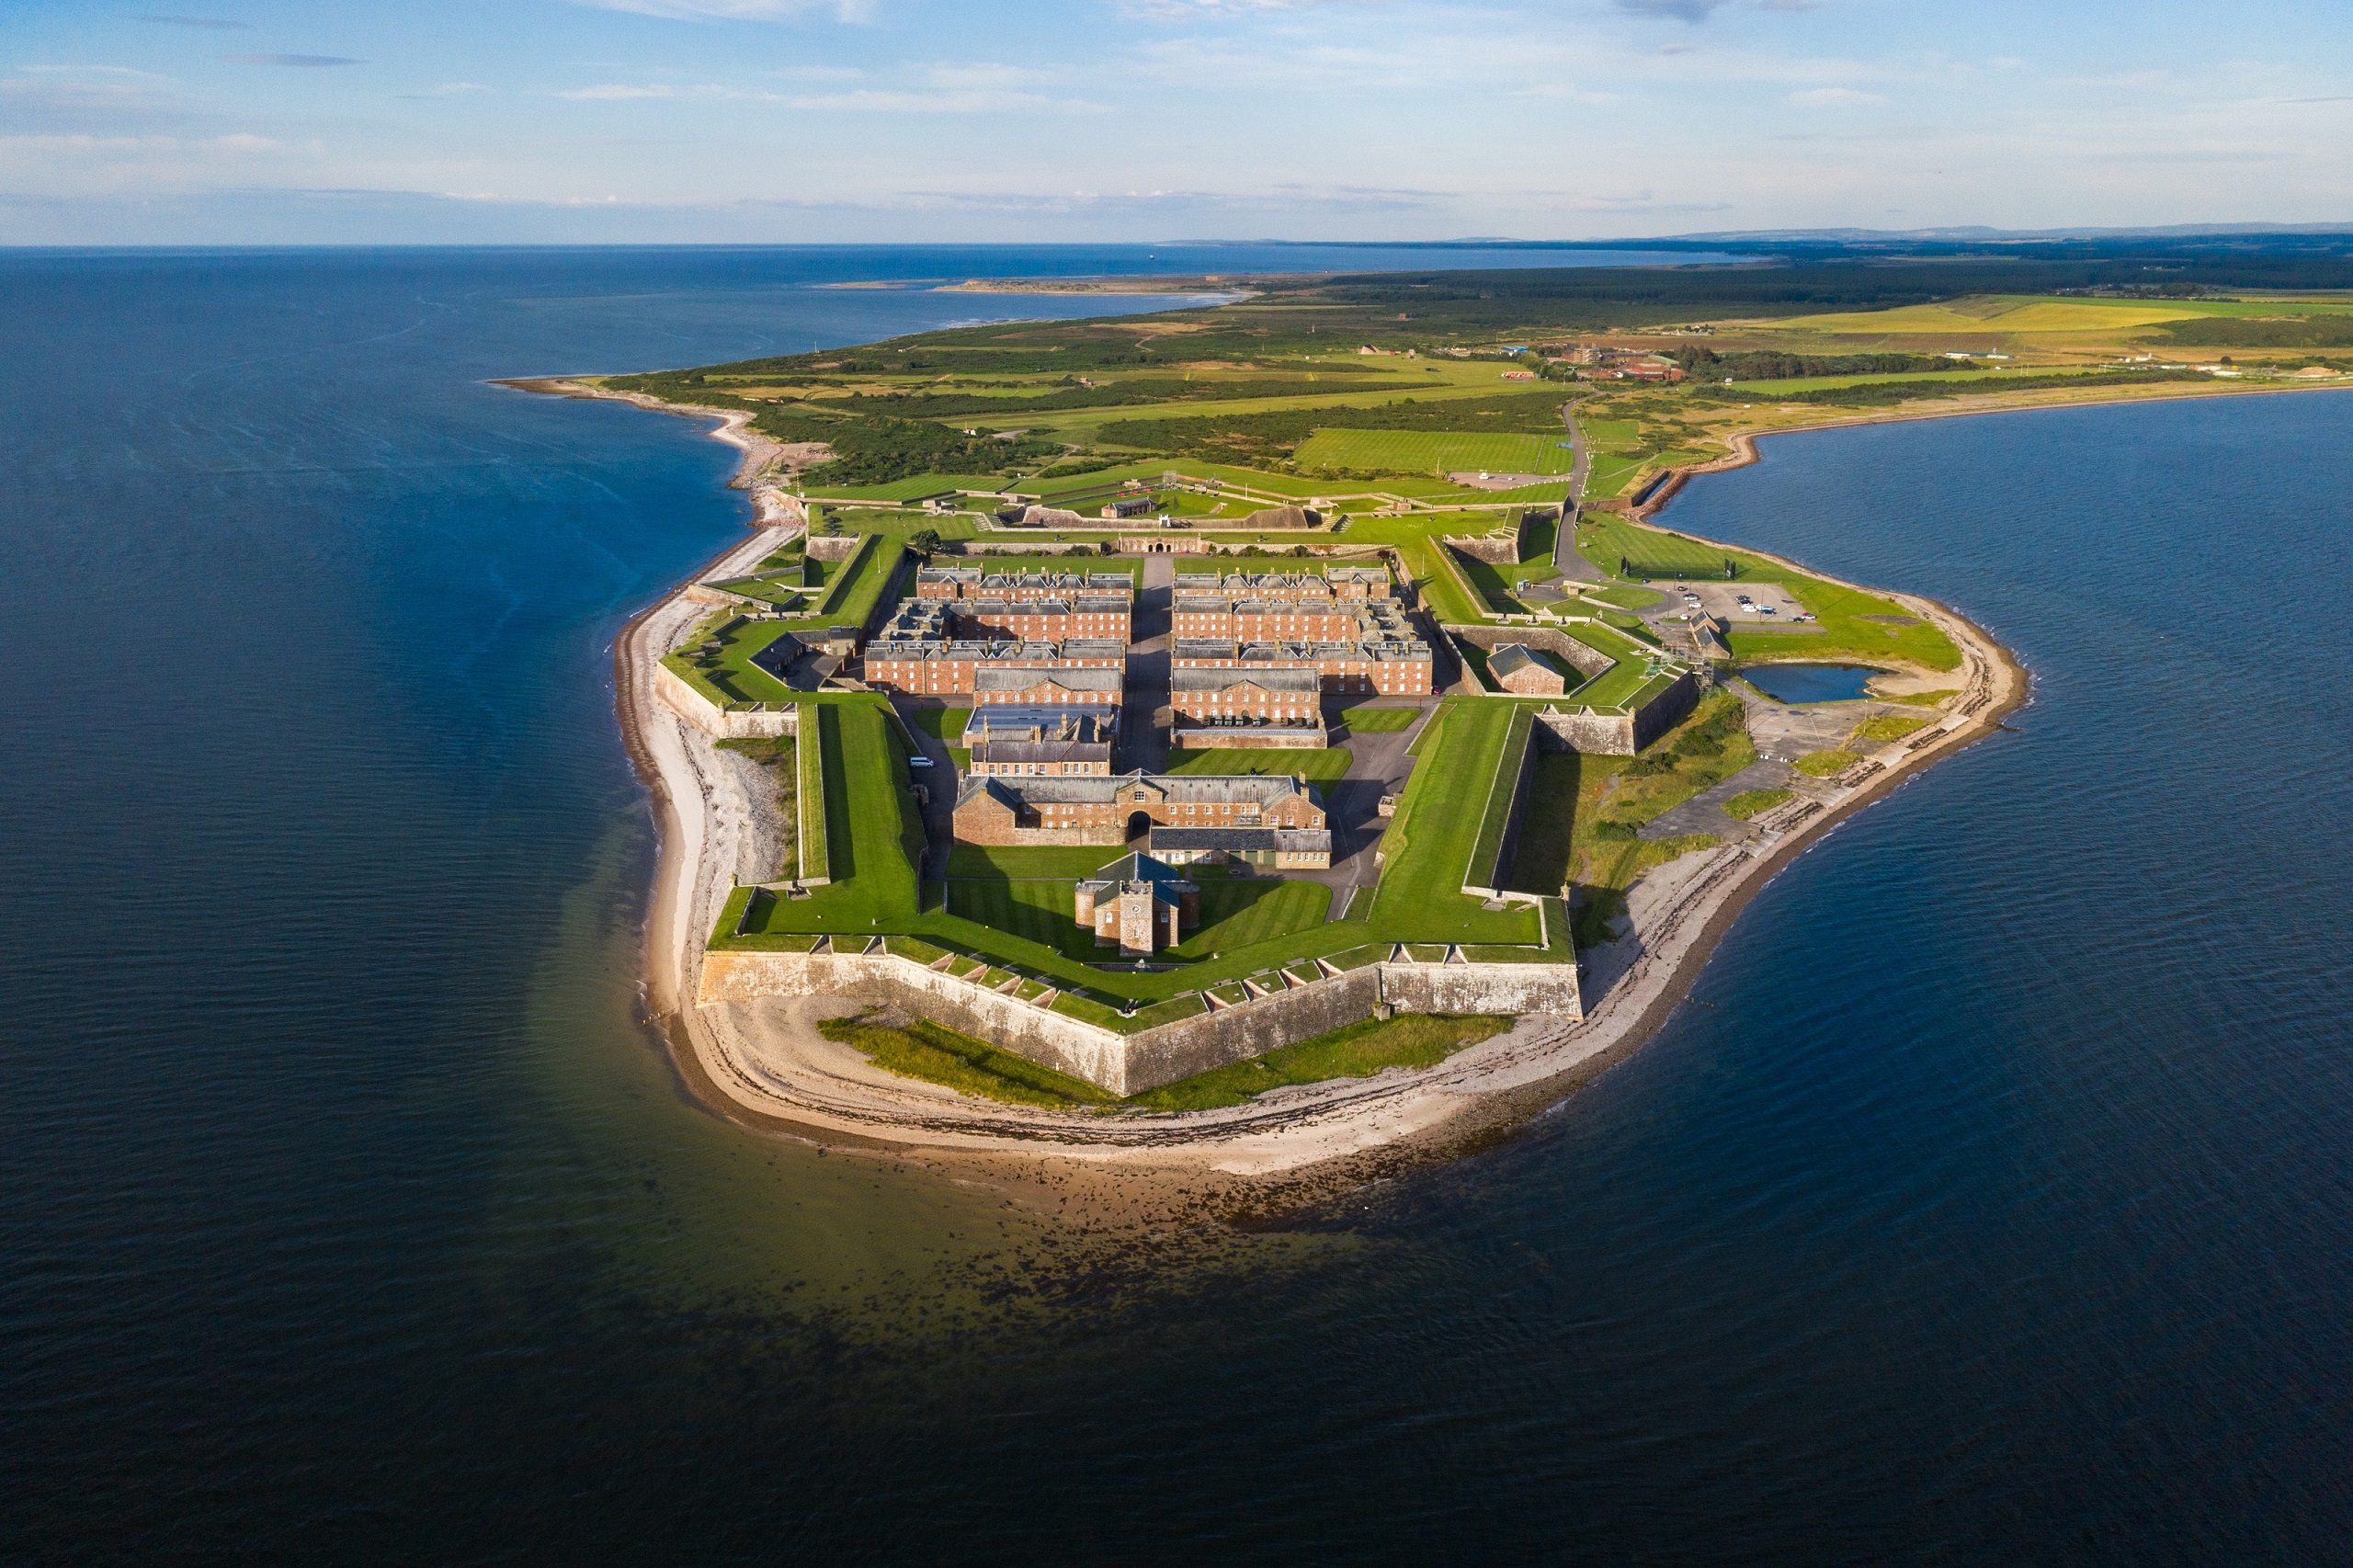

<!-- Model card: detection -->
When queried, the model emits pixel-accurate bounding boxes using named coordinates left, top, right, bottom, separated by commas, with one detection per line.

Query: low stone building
left=1488, top=642, right=1567, bottom=696
left=1073, top=851, right=1199, bottom=954
left=952, top=769, right=1327, bottom=853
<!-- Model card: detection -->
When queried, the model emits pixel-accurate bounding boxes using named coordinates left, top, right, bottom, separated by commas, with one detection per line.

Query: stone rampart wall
left=1382, top=961, right=1582, bottom=1017
left=655, top=663, right=800, bottom=740
left=699, top=946, right=1582, bottom=1096
left=804, top=534, right=863, bottom=562
left=1123, top=969, right=1385, bottom=1090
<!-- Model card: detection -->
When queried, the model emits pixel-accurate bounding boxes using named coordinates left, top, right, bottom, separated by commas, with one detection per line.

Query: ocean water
left=3, top=250, right=2350, bottom=1564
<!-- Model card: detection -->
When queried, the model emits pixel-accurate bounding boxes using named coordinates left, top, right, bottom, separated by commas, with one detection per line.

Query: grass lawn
left=1399, top=538, right=1487, bottom=626
left=1126, top=1013, right=1511, bottom=1112
left=797, top=710, right=831, bottom=881
left=801, top=472, right=1010, bottom=502
left=1572, top=515, right=1962, bottom=671
left=908, top=706, right=971, bottom=744
left=1468, top=707, right=1538, bottom=891
left=1793, top=748, right=1862, bottom=777
left=730, top=698, right=922, bottom=928
left=1163, top=747, right=1351, bottom=786
left=1167, top=880, right=1331, bottom=958
left=947, top=843, right=1128, bottom=880
left=1336, top=705, right=1420, bottom=733
left=1291, top=428, right=1574, bottom=476
left=1880, top=687, right=1960, bottom=707
left=1555, top=692, right=1755, bottom=942
left=664, top=612, right=802, bottom=706
left=1722, top=787, right=1794, bottom=821
left=1368, top=699, right=1544, bottom=943
left=819, top=1013, right=1115, bottom=1109
left=941, top=880, right=1097, bottom=959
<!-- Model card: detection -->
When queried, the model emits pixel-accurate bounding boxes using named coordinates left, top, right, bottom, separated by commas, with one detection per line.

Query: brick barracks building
left=1170, top=637, right=1434, bottom=698
left=965, top=710, right=1114, bottom=778
left=959, top=595, right=1132, bottom=642
left=1172, top=568, right=1392, bottom=602
left=1168, top=667, right=1325, bottom=725
left=916, top=568, right=1135, bottom=605
left=861, top=637, right=1126, bottom=698
left=971, top=666, right=1124, bottom=708
left=952, top=769, right=1328, bottom=859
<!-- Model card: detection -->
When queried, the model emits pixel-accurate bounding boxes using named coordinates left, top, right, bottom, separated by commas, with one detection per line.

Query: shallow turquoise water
left=4, top=250, right=2350, bottom=1563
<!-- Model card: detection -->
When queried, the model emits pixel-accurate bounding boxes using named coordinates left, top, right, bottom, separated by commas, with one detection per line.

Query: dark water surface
left=5, top=251, right=2350, bottom=1564
left=1740, top=662, right=1885, bottom=704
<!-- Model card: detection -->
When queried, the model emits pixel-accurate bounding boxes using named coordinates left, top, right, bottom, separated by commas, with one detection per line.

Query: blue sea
left=3, top=247, right=2350, bottom=1563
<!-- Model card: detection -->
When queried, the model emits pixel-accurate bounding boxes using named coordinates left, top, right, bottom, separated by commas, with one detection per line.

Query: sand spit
left=547, top=381, right=2028, bottom=1223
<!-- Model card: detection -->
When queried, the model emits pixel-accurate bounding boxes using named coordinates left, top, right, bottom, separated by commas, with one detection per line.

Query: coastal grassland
left=1794, top=748, right=1862, bottom=777
left=818, top=1013, right=1116, bottom=1109
left=1336, top=705, right=1420, bottom=733
left=1530, top=692, right=1752, bottom=943
left=1853, top=713, right=1932, bottom=744
left=1162, top=747, right=1352, bottom=785
left=1573, top=515, right=1962, bottom=670
left=1290, top=428, right=1575, bottom=476
left=1722, top=787, right=1794, bottom=821
left=818, top=1006, right=1509, bottom=1113
left=1124, top=1014, right=1512, bottom=1112
left=1368, top=699, right=1545, bottom=943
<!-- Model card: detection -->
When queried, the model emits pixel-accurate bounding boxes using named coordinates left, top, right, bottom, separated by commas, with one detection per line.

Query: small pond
left=1740, top=664, right=1884, bottom=703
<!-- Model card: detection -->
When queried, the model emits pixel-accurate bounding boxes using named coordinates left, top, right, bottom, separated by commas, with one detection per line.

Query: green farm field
left=1291, top=428, right=1575, bottom=476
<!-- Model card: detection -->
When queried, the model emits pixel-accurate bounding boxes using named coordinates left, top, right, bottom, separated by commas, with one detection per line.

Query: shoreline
left=556, top=381, right=2029, bottom=1225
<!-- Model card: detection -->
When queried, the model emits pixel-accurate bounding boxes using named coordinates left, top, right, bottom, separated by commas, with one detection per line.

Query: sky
left=5, top=0, right=2351, bottom=244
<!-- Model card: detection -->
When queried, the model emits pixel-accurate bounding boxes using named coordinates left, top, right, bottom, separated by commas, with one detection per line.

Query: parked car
left=907, top=754, right=934, bottom=768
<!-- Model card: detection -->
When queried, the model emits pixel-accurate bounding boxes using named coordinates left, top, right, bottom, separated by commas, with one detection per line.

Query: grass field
left=663, top=613, right=801, bottom=707
left=797, top=709, right=830, bottom=881
left=1336, top=705, right=1420, bottom=733
left=1571, top=515, right=1962, bottom=670
left=1291, top=428, right=1574, bottom=476
left=1467, top=707, right=1538, bottom=891
left=944, top=875, right=1330, bottom=962
left=800, top=472, right=1007, bottom=502
left=1368, top=699, right=1545, bottom=944
left=1163, top=747, right=1351, bottom=785
left=1167, top=880, right=1332, bottom=958
left=730, top=698, right=922, bottom=927
left=1399, top=538, right=1487, bottom=626
left=946, top=843, right=1126, bottom=880
left=908, top=706, right=970, bottom=744
left=1722, top=787, right=1794, bottom=821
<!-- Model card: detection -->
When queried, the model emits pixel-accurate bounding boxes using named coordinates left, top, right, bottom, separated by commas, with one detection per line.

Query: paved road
left=1118, top=552, right=1173, bottom=776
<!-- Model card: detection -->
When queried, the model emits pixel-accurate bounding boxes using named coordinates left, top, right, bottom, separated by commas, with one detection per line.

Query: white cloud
left=1789, top=85, right=1885, bottom=106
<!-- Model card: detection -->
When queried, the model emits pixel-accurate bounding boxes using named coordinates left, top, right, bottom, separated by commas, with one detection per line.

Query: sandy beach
left=589, top=390, right=2029, bottom=1221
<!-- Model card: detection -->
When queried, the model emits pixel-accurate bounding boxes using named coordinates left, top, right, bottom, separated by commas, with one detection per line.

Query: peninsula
left=524, top=252, right=2352, bottom=1216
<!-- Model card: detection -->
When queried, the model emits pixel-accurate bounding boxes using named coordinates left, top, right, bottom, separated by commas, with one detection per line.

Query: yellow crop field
left=1756, top=296, right=2221, bottom=336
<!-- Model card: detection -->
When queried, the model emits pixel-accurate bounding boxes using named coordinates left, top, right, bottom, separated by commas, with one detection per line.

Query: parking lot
left=1667, top=580, right=1812, bottom=625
